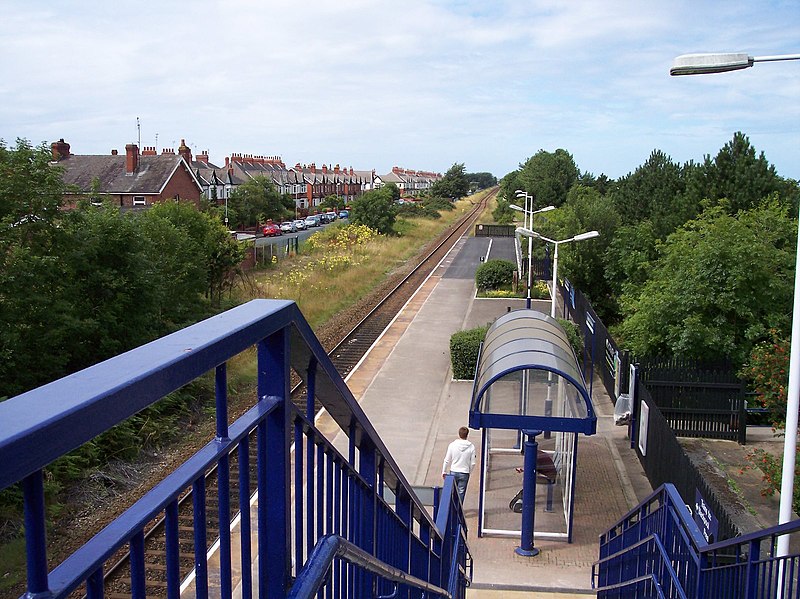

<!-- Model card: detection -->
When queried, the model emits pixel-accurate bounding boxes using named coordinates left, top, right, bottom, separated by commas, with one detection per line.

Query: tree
left=431, top=163, right=469, bottom=200
left=685, top=132, right=792, bottom=215
left=611, top=150, right=695, bottom=238
left=466, top=171, right=497, bottom=190
left=618, top=202, right=796, bottom=363
left=320, top=194, right=344, bottom=212
left=350, top=187, right=397, bottom=234
left=492, top=197, right=516, bottom=224
left=227, top=176, right=286, bottom=227
left=538, top=185, right=620, bottom=321
left=517, top=149, right=579, bottom=209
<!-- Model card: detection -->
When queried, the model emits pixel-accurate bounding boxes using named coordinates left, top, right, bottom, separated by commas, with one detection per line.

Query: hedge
left=450, top=325, right=489, bottom=380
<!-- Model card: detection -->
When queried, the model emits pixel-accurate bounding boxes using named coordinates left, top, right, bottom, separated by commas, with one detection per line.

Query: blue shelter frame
left=468, top=310, right=596, bottom=547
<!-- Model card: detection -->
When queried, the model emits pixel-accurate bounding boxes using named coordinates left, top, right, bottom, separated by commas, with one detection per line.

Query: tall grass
left=237, top=198, right=476, bottom=328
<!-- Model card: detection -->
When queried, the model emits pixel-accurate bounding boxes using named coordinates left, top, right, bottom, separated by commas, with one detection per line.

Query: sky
left=1, top=1, right=798, bottom=181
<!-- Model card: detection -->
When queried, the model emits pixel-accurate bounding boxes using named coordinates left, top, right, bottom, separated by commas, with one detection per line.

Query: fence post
left=738, top=389, right=747, bottom=445
left=630, top=365, right=640, bottom=450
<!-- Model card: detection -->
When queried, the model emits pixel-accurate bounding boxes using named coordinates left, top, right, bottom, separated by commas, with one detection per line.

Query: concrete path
left=331, top=236, right=653, bottom=596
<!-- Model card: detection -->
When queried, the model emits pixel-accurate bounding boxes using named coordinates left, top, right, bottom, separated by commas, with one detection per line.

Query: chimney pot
left=50, top=138, right=70, bottom=161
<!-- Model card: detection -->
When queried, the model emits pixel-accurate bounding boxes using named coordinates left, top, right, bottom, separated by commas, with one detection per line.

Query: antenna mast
left=136, top=117, right=141, bottom=148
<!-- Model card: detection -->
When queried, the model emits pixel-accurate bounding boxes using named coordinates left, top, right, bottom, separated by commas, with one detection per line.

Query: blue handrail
left=594, top=483, right=800, bottom=598
left=0, top=299, right=471, bottom=598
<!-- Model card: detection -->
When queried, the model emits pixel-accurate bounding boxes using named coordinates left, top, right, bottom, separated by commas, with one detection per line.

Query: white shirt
left=442, top=438, right=476, bottom=475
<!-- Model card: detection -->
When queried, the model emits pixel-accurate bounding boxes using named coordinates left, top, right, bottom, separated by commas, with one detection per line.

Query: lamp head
left=508, top=204, right=524, bottom=212
left=572, top=231, right=600, bottom=242
left=670, top=52, right=753, bottom=76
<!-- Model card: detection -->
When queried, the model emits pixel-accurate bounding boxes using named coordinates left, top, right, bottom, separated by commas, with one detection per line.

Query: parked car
left=293, top=219, right=307, bottom=230
left=324, top=211, right=337, bottom=223
left=304, top=215, right=320, bottom=228
left=338, top=210, right=349, bottom=219
left=262, top=222, right=282, bottom=237
left=280, top=221, right=296, bottom=233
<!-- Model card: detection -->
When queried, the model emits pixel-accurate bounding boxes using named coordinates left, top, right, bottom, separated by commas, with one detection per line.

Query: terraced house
left=51, top=138, right=203, bottom=209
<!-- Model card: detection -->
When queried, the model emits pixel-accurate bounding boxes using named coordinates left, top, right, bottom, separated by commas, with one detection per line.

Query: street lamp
left=671, top=50, right=800, bottom=568
left=671, top=52, right=800, bottom=76
left=511, top=190, right=555, bottom=308
left=516, top=228, right=600, bottom=318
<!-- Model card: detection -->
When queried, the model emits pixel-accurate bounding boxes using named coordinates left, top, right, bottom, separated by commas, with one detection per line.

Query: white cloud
left=0, top=0, right=797, bottom=179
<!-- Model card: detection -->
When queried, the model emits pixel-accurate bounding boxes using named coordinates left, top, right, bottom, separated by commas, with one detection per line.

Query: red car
left=262, top=223, right=282, bottom=237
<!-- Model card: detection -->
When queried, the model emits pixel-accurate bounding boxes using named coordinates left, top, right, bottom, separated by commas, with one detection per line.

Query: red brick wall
left=160, top=166, right=202, bottom=207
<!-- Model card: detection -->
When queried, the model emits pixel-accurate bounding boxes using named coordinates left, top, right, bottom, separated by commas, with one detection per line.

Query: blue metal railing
left=0, top=299, right=471, bottom=599
left=593, top=483, right=800, bottom=598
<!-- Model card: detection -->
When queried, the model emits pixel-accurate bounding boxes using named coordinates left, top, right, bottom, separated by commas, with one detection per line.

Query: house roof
left=58, top=154, right=203, bottom=195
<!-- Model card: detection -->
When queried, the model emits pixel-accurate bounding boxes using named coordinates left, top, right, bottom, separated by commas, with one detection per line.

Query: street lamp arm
left=671, top=52, right=800, bottom=76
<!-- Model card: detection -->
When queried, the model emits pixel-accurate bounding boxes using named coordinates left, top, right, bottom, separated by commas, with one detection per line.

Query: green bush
left=423, top=196, right=454, bottom=211
left=557, top=318, right=584, bottom=356
left=475, top=259, right=516, bottom=291
left=450, top=325, right=489, bottom=380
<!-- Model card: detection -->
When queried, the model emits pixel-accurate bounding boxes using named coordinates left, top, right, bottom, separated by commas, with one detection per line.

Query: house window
left=133, top=196, right=146, bottom=206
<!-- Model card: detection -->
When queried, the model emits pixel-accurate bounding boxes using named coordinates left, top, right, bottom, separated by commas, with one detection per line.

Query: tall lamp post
left=671, top=50, right=800, bottom=567
left=511, top=190, right=555, bottom=308
left=515, top=228, right=600, bottom=318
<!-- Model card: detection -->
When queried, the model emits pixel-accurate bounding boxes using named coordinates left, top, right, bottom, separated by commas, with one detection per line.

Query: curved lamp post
left=671, top=50, right=800, bottom=574
left=515, top=228, right=600, bottom=318
left=510, top=192, right=555, bottom=308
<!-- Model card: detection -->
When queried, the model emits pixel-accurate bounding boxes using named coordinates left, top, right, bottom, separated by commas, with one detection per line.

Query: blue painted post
left=306, top=357, right=317, bottom=421
left=515, top=430, right=542, bottom=557
left=22, top=471, right=49, bottom=598
left=293, top=419, right=304, bottom=578
left=192, top=477, right=208, bottom=599
left=357, top=438, right=377, bottom=596
left=215, top=363, right=232, bottom=599
left=258, top=329, right=291, bottom=598
left=165, top=499, right=180, bottom=599
left=130, top=531, right=146, bottom=599
left=87, top=569, right=103, bottom=599
left=238, top=439, right=252, bottom=599
left=396, top=489, right=412, bottom=579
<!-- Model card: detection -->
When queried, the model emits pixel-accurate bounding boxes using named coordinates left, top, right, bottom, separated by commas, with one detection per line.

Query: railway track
left=96, top=189, right=494, bottom=598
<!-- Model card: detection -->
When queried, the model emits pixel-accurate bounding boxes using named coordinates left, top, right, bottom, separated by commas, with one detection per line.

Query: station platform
left=325, top=236, right=654, bottom=596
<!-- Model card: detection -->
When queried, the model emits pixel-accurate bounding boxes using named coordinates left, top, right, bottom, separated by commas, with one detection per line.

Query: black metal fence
left=558, top=279, right=625, bottom=402
left=474, top=224, right=516, bottom=237
left=637, top=356, right=746, bottom=444
left=634, top=384, right=743, bottom=541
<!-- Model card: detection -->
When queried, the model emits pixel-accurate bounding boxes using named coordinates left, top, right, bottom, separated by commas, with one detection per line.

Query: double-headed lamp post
left=515, top=228, right=600, bottom=318
left=511, top=191, right=556, bottom=308
left=671, top=50, right=800, bottom=569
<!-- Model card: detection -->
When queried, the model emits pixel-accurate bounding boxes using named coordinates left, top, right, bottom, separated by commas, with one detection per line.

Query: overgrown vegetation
left=475, top=259, right=516, bottom=291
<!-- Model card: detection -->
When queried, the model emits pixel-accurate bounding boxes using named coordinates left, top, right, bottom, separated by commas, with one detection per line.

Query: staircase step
left=467, top=590, right=595, bottom=598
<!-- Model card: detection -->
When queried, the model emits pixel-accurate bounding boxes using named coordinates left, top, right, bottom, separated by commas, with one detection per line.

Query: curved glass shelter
left=469, top=309, right=596, bottom=434
left=468, top=309, right=596, bottom=543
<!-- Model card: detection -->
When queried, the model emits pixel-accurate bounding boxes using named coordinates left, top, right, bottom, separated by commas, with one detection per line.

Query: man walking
left=442, top=426, right=476, bottom=504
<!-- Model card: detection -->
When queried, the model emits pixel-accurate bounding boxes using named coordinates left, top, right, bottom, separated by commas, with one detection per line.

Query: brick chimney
left=125, top=143, right=139, bottom=174
left=111, top=149, right=118, bottom=155
left=50, top=138, right=70, bottom=161
left=178, top=139, right=192, bottom=163
left=197, top=151, right=209, bottom=164
left=141, top=146, right=157, bottom=156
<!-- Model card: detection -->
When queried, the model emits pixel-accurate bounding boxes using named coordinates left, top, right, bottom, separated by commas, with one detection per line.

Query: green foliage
left=466, top=172, right=497, bottom=190
left=536, top=185, right=619, bottom=322
left=450, top=325, right=489, bottom=380
left=228, top=175, right=289, bottom=227
left=745, top=445, right=800, bottom=515
left=618, top=203, right=796, bottom=364
left=431, top=163, right=469, bottom=200
left=687, top=132, right=791, bottom=215
left=350, top=187, right=397, bottom=234
left=422, top=196, right=454, bottom=211
left=517, top=149, right=579, bottom=208
left=320, top=194, right=344, bottom=212
left=396, top=202, right=442, bottom=219
left=557, top=318, right=584, bottom=356
left=611, top=149, right=695, bottom=238
left=475, top=259, right=516, bottom=291
left=492, top=198, right=516, bottom=224
left=740, top=330, right=793, bottom=429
